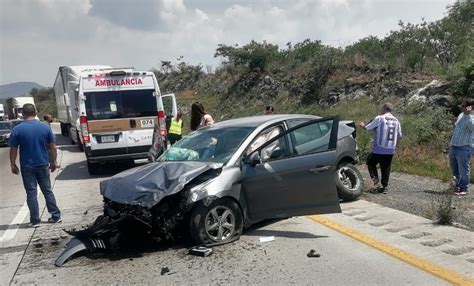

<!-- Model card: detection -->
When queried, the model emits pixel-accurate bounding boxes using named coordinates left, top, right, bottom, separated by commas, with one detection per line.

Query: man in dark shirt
left=9, top=104, right=61, bottom=227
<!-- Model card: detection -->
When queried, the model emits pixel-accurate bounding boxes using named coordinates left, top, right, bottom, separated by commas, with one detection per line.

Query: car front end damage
left=55, top=161, right=222, bottom=267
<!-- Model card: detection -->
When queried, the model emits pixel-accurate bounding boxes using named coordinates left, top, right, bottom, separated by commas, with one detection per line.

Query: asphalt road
left=1, top=123, right=472, bottom=285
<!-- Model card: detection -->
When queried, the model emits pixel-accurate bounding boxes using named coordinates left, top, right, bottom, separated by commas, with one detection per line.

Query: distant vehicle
left=54, top=66, right=177, bottom=174
left=0, top=103, right=5, bottom=120
left=5, top=97, right=35, bottom=119
left=0, top=121, right=13, bottom=146
left=10, top=119, right=24, bottom=128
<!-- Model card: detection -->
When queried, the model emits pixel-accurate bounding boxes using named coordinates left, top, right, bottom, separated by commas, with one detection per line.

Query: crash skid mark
left=309, top=215, right=474, bottom=286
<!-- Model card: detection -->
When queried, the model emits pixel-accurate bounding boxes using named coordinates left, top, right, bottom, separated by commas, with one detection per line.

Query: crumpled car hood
left=100, top=161, right=222, bottom=209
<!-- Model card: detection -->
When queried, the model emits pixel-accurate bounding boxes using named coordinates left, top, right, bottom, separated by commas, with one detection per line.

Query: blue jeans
left=21, top=165, right=61, bottom=224
left=449, top=145, right=472, bottom=189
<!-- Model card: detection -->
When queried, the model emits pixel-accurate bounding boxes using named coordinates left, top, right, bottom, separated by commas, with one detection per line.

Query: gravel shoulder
left=357, top=166, right=474, bottom=232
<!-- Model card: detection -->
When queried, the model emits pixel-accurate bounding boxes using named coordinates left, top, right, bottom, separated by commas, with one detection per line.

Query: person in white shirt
left=358, top=102, right=402, bottom=194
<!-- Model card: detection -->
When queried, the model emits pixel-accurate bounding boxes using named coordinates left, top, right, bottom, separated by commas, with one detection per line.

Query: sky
left=0, top=0, right=455, bottom=87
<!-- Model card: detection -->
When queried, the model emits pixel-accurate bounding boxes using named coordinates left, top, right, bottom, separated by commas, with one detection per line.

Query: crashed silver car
left=57, top=115, right=362, bottom=265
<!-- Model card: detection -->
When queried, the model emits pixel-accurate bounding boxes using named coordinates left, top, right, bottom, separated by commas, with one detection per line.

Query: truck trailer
left=54, top=65, right=111, bottom=137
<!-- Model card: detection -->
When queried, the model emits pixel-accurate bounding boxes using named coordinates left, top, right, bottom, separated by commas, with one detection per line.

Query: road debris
left=161, top=267, right=170, bottom=275
left=307, top=249, right=321, bottom=258
left=189, top=246, right=213, bottom=257
left=259, top=236, right=275, bottom=243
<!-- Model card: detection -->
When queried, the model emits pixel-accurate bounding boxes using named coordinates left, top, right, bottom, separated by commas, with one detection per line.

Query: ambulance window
left=85, top=92, right=120, bottom=120
left=121, top=89, right=157, bottom=117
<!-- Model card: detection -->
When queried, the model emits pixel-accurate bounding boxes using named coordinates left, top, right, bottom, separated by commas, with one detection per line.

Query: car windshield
left=0, top=122, right=12, bottom=129
left=161, top=126, right=254, bottom=163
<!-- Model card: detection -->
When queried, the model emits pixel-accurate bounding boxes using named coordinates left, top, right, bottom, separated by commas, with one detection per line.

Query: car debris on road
left=259, top=236, right=275, bottom=243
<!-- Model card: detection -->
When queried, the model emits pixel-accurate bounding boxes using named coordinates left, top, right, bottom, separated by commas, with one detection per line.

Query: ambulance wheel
left=77, top=131, right=84, bottom=151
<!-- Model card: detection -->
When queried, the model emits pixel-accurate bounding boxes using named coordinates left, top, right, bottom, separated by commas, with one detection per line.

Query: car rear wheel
left=335, top=163, right=363, bottom=201
left=189, top=198, right=243, bottom=245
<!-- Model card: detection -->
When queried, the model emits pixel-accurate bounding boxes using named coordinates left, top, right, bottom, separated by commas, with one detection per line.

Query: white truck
left=0, top=104, right=4, bottom=120
left=54, top=65, right=111, bottom=137
left=5, top=97, right=36, bottom=119
left=54, top=66, right=177, bottom=174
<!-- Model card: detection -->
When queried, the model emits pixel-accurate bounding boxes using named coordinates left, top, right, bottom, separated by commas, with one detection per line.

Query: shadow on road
left=0, top=222, right=31, bottom=231
left=56, top=160, right=143, bottom=181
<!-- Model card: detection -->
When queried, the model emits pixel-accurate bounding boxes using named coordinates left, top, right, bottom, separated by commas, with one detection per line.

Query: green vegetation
left=30, top=87, right=57, bottom=118
left=151, top=1, right=472, bottom=182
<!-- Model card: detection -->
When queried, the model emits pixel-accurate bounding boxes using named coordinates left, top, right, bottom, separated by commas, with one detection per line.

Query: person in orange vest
left=168, top=111, right=183, bottom=145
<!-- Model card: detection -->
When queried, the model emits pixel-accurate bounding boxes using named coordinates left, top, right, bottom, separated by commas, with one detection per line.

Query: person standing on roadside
left=358, top=102, right=402, bottom=194
left=449, top=100, right=474, bottom=196
left=43, top=114, right=53, bottom=125
left=190, top=102, right=214, bottom=131
left=264, top=105, right=274, bottom=115
left=168, top=111, right=184, bottom=145
left=9, top=104, right=61, bottom=227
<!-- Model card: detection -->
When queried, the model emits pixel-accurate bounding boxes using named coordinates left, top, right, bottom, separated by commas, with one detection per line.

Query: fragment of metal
left=54, top=238, right=87, bottom=267
left=188, top=246, right=213, bottom=257
left=55, top=237, right=109, bottom=267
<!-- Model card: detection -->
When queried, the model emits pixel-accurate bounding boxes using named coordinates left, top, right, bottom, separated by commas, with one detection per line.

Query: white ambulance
left=75, top=68, right=176, bottom=174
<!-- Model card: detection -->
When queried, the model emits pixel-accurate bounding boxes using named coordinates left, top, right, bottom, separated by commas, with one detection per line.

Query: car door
left=161, top=93, right=178, bottom=132
left=241, top=117, right=341, bottom=220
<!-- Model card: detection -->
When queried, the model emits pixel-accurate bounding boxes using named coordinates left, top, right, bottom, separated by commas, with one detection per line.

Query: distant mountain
left=0, top=82, right=45, bottom=99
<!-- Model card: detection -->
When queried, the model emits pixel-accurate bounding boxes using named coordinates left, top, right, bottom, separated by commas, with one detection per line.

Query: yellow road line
left=308, top=215, right=474, bottom=286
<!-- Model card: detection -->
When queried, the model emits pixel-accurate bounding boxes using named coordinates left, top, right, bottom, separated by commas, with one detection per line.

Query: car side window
left=260, top=135, right=290, bottom=162
left=246, top=126, right=283, bottom=156
left=290, top=120, right=333, bottom=155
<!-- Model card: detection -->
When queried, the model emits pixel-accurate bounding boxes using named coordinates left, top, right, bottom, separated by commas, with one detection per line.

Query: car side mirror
left=244, top=151, right=261, bottom=167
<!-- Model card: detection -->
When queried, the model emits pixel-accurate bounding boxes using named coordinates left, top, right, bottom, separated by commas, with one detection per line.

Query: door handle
left=310, top=166, right=331, bottom=173
left=130, top=119, right=136, bottom=128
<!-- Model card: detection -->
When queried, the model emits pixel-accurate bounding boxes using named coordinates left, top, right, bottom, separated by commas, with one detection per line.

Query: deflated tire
left=189, top=198, right=243, bottom=245
left=335, top=163, right=363, bottom=201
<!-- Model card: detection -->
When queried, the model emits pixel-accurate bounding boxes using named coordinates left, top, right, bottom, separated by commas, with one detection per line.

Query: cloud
left=0, top=0, right=455, bottom=86
left=88, top=0, right=186, bottom=31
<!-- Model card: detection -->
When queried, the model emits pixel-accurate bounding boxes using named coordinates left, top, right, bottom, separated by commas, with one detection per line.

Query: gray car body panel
left=100, top=161, right=222, bottom=209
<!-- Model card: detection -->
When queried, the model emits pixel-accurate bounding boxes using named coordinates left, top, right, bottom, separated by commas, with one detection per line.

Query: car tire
left=77, top=131, right=84, bottom=151
left=335, top=163, right=363, bottom=201
left=60, top=123, right=68, bottom=136
left=70, top=127, right=76, bottom=145
left=87, top=161, right=99, bottom=175
left=189, top=198, right=243, bottom=245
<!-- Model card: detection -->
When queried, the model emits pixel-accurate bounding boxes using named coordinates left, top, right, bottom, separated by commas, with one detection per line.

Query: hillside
left=0, top=81, right=45, bottom=99
left=153, top=0, right=473, bottom=182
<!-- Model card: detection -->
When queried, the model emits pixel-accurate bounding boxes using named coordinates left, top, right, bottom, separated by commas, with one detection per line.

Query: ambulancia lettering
left=95, top=78, right=143, bottom=87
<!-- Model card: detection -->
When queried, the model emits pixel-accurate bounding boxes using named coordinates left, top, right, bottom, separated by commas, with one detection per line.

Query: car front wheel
left=335, top=163, right=363, bottom=201
left=189, top=198, right=243, bottom=245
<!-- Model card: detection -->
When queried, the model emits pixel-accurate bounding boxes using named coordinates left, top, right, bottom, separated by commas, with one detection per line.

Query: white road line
left=0, top=202, right=29, bottom=244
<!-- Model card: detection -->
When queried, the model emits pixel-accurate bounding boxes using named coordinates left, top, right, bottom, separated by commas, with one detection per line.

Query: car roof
left=207, top=114, right=320, bottom=129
